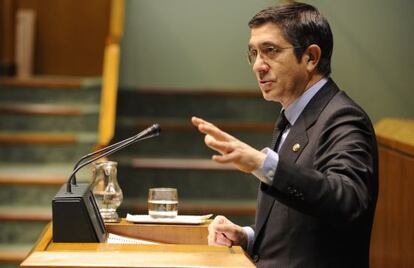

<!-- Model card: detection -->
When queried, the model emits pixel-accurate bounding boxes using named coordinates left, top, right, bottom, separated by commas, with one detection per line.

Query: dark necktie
left=270, top=111, right=289, bottom=151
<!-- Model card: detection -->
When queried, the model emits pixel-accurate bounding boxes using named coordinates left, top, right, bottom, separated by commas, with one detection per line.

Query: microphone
left=52, top=124, right=161, bottom=242
left=67, top=123, right=161, bottom=193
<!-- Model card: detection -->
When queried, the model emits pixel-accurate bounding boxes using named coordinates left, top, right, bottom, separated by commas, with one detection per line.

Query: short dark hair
left=248, top=1, right=333, bottom=76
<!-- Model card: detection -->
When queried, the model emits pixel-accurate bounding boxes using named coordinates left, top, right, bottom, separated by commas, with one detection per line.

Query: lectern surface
left=21, top=221, right=255, bottom=268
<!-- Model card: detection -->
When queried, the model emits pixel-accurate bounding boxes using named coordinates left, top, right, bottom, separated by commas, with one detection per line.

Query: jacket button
left=253, top=254, right=260, bottom=262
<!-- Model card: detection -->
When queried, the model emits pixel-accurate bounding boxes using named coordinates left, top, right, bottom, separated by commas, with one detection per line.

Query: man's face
left=248, top=23, right=309, bottom=107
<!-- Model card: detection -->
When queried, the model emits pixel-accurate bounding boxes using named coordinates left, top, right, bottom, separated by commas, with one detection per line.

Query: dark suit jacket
left=251, top=79, right=378, bottom=268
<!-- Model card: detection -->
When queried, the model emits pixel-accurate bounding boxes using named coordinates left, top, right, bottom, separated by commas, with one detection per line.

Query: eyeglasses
left=247, top=45, right=303, bottom=65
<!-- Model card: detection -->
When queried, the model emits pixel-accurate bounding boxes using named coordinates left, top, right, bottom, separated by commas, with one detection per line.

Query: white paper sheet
left=126, top=214, right=213, bottom=225
left=106, top=233, right=160, bottom=244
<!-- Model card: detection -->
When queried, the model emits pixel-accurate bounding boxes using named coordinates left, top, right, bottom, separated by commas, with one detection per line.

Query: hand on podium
left=208, top=215, right=247, bottom=249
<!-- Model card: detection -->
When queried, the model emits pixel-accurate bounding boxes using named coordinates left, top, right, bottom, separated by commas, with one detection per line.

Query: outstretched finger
left=212, top=151, right=239, bottom=163
left=198, top=123, right=235, bottom=142
left=192, top=116, right=237, bottom=143
left=205, top=135, right=234, bottom=154
left=191, top=116, right=213, bottom=127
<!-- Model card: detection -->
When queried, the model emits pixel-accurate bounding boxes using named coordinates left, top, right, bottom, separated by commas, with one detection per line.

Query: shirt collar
left=283, top=77, right=328, bottom=126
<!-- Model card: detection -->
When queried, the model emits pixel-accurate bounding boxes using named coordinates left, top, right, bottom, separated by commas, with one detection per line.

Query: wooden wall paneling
left=401, top=153, right=414, bottom=265
left=370, top=118, right=414, bottom=268
left=16, top=0, right=111, bottom=76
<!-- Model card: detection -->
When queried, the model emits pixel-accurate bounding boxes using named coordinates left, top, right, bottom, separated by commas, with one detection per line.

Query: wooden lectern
left=21, top=220, right=255, bottom=267
left=370, top=118, right=414, bottom=268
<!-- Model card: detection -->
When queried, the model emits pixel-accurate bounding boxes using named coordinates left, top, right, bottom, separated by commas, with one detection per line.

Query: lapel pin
left=292, top=143, right=301, bottom=152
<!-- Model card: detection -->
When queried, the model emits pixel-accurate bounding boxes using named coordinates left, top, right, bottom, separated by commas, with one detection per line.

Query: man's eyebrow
left=248, top=41, right=279, bottom=50
left=261, top=41, right=278, bottom=47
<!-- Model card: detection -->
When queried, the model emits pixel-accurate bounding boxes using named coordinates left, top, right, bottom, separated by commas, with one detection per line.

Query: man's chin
left=260, top=90, right=272, bottom=101
left=260, top=90, right=279, bottom=103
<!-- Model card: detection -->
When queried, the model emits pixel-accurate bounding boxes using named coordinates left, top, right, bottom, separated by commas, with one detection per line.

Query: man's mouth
left=260, top=80, right=275, bottom=87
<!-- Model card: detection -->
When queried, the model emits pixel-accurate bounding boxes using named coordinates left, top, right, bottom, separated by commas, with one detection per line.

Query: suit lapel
left=280, top=78, right=339, bottom=162
left=254, top=122, right=283, bottom=237
left=278, top=117, right=308, bottom=163
left=276, top=78, right=340, bottom=164
left=253, top=124, right=309, bottom=240
left=300, top=78, right=339, bottom=130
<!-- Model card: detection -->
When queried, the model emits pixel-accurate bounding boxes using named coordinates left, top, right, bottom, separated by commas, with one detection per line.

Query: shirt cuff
left=252, top=147, right=279, bottom=185
left=242, top=226, right=255, bottom=253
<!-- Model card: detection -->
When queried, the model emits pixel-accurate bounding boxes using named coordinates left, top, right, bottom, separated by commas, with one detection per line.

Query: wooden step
left=0, top=102, right=99, bottom=116
left=0, top=244, right=32, bottom=263
left=0, top=163, right=93, bottom=185
left=0, top=131, right=97, bottom=144
left=0, top=172, right=66, bottom=186
left=0, top=75, right=100, bottom=89
left=0, top=102, right=79, bottom=116
left=0, top=132, right=76, bottom=144
left=0, top=165, right=67, bottom=185
left=0, top=206, right=51, bottom=221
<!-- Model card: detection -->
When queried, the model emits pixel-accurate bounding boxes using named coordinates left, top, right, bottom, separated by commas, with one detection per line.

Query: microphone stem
left=66, top=133, right=158, bottom=193
left=70, top=134, right=138, bottom=185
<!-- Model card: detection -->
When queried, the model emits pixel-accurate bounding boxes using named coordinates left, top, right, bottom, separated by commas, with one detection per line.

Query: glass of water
left=148, top=188, right=178, bottom=218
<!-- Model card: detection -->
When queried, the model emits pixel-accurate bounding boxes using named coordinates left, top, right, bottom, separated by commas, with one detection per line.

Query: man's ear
left=304, top=44, right=321, bottom=72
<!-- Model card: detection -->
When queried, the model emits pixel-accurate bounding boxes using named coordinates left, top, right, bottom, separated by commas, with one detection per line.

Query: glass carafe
left=91, top=161, right=123, bottom=222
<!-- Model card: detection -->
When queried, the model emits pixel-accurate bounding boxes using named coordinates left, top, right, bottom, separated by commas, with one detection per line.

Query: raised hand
left=191, top=116, right=265, bottom=173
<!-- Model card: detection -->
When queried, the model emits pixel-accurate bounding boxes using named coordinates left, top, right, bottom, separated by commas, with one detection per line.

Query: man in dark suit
left=192, top=2, right=378, bottom=268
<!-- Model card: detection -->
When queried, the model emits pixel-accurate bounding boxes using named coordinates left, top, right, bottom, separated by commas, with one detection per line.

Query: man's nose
left=253, top=55, right=269, bottom=73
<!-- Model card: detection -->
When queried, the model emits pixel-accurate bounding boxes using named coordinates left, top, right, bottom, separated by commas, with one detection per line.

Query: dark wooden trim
left=0, top=174, right=66, bottom=186
left=0, top=76, right=84, bottom=89
left=0, top=133, right=77, bottom=144
left=0, top=103, right=81, bottom=116
left=0, top=207, right=51, bottom=221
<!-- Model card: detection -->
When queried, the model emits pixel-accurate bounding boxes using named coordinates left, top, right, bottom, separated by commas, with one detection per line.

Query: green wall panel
left=120, top=0, right=414, bottom=123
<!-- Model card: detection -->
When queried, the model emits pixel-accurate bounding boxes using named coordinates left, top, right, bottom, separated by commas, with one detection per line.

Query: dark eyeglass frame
left=247, top=45, right=304, bottom=65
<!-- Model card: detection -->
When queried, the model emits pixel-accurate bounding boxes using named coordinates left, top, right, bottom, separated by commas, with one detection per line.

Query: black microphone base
left=52, top=183, right=107, bottom=242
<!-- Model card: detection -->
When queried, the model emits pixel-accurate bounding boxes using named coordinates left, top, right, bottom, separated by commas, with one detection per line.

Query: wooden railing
left=98, top=0, right=124, bottom=146
left=370, top=118, right=414, bottom=268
